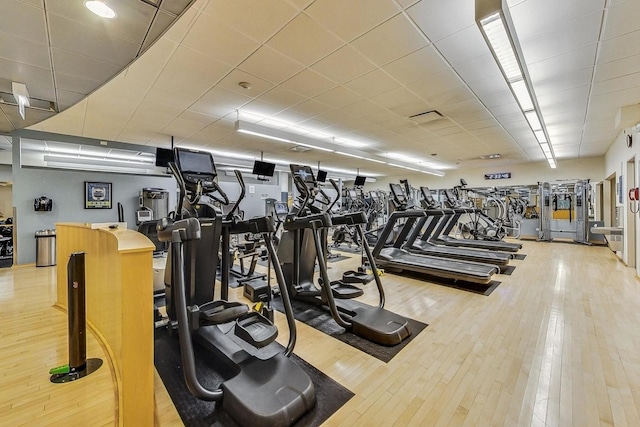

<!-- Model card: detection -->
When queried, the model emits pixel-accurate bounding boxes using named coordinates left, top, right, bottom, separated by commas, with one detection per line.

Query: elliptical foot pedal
left=330, top=281, right=364, bottom=299
left=342, top=270, right=374, bottom=284
left=199, top=300, right=249, bottom=325
left=234, top=312, right=278, bottom=348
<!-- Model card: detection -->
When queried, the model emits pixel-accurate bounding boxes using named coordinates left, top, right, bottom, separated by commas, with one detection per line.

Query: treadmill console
left=389, top=183, right=408, bottom=210
left=274, top=201, right=289, bottom=218
left=420, top=187, right=437, bottom=209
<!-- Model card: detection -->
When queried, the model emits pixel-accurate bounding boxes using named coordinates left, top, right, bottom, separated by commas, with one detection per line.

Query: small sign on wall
left=484, top=172, right=511, bottom=180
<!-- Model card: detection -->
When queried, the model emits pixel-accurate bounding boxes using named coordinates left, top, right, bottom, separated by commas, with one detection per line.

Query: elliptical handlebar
left=327, top=179, right=341, bottom=213
left=293, top=175, right=314, bottom=215
left=225, top=170, right=245, bottom=221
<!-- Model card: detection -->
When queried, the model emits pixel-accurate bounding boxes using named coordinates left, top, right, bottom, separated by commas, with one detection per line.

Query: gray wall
left=0, top=164, right=11, bottom=181
left=12, top=131, right=177, bottom=264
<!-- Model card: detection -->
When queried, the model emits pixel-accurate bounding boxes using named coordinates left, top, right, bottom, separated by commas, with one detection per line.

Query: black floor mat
left=326, top=255, right=350, bottom=263
left=270, top=297, right=427, bottom=363
left=331, top=245, right=362, bottom=254
left=155, top=327, right=354, bottom=427
left=513, top=253, right=527, bottom=260
left=499, top=265, right=516, bottom=275
left=389, top=269, right=502, bottom=296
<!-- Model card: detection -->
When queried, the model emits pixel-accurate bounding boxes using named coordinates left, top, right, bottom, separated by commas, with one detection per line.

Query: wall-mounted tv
left=252, top=160, right=276, bottom=177
left=155, top=147, right=174, bottom=167
left=354, top=175, right=366, bottom=186
left=316, top=170, right=327, bottom=183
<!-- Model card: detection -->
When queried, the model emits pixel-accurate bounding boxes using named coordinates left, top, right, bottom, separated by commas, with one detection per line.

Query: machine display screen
left=444, top=189, right=456, bottom=202
left=274, top=202, right=288, bottom=215
left=175, top=148, right=216, bottom=176
left=252, top=160, right=276, bottom=177
left=390, top=183, right=406, bottom=202
left=421, top=187, right=435, bottom=204
left=290, top=164, right=315, bottom=184
left=354, top=175, right=366, bottom=186
left=316, top=170, right=327, bottom=182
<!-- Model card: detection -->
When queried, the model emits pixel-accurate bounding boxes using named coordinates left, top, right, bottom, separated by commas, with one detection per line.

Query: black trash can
left=35, top=229, right=56, bottom=267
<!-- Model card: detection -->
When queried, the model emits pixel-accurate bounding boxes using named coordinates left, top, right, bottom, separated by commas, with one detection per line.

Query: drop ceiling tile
left=279, top=69, right=337, bottom=98
left=519, top=12, right=602, bottom=64
left=155, top=68, right=212, bottom=99
left=464, top=118, right=500, bottom=131
left=434, top=25, right=489, bottom=67
left=190, top=87, right=253, bottom=118
left=241, top=99, right=284, bottom=117
left=286, top=99, right=334, bottom=118
left=0, top=0, right=47, bottom=45
left=123, top=61, right=163, bottom=86
left=55, top=72, right=102, bottom=95
left=311, top=45, right=376, bottom=84
left=161, top=115, right=211, bottom=139
left=48, top=14, right=140, bottom=67
left=216, top=69, right=275, bottom=98
left=47, top=0, right=156, bottom=43
left=538, top=86, right=590, bottom=112
left=56, top=89, right=86, bottom=110
left=382, top=46, right=450, bottom=85
left=351, top=14, right=428, bottom=67
left=592, top=72, right=640, bottom=96
left=182, top=13, right=260, bottom=66
left=598, top=30, right=640, bottom=64
left=165, top=45, right=232, bottom=85
left=594, top=54, right=640, bottom=82
left=202, top=0, right=297, bottom=42
left=141, top=10, right=175, bottom=52
left=51, top=48, right=122, bottom=83
left=339, top=99, right=387, bottom=118
left=602, top=0, right=640, bottom=41
left=532, top=66, right=594, bottom=97
left=33, top=101, right=86, bottom=135
left=144, top=85, right=201, bottom=111
left=314, top=86, right=363, bottom=109
left=162, top=5, right=198, bottom=43
left=305, top=0, right=400, bottom=42
left=406, top=71, right=463, bottom=101
left=406, top=0, right=474, bottom=43
left=509, top=0, right=605, bottom=40
left=136, top=38, right=178, bottom=67
left=160, top=0, right=193, bottom=16
left=267, top=13, right=343, bottom=67
left=428, top=86, right=475, bottom=107
left=255, top=87, right=306, bottom=110
left=238, top=45, right=305, bottom=84
left=368, top=87, right=424, bottom=114
left=0, top=31, right=51, bottom=69
left=345, top=69, right=401, bottom=98
left=0, top=57, right=54, bottom=96
left=455, top=53, right=502, bottom=84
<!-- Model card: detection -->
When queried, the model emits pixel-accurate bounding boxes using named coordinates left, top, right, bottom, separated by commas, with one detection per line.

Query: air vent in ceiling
left=408, top=110, right=444, bottom=124
left=290, top=145, right=312, bottom=152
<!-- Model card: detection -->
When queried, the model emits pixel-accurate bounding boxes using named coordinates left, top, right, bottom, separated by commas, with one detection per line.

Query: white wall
left=604, top=125, right=640, bottom=271
left=369, top=157, right=606, bottom=191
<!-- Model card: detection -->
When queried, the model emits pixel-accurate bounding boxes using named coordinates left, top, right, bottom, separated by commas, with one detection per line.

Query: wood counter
left=55, top=223, right=154, bottom=426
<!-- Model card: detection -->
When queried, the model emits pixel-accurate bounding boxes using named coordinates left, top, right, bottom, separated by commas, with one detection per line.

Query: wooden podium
left=55, top=223, right=154, bottom=426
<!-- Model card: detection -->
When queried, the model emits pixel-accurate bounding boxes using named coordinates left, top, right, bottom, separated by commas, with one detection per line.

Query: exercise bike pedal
left=234, top=312, right=278, bottom=348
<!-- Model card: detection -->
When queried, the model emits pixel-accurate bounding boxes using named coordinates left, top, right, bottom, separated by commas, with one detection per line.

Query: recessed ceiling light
left=85, top=1, right=117, bottom=19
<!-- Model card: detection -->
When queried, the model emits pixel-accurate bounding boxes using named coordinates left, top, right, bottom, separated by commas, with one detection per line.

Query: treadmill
left=429, top=188, right=522, bottom=252
left=371, top=184, right=499, bottom=285
left=390, top=185, right=512, bottom=269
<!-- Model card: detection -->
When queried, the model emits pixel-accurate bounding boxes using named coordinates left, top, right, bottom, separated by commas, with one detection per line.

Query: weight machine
left=538, top=179, right=591, bottom=244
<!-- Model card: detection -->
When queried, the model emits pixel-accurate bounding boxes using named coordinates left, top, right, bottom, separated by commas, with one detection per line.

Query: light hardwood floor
left=2, top=240, right=639, bottom=426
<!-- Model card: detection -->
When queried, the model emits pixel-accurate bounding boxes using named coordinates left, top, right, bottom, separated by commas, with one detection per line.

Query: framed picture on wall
left=85, top=182, right=112, bottom=209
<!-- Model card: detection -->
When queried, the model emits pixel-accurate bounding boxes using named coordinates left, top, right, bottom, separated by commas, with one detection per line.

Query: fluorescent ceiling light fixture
left=44, top=154, right=153, bottom=169
left=85, top=1, right=117, bottom=19
left=12, top=82, right=29, bottom=120
left=510, top=80, right=534, bottom=111
left=479, top=13, right=521, bottom=81
left=534, top=130, right=547, bottom=143
left=335, top=151, right=364, bottom=159
left=334, top=137, right=369, bottom=148
left=524, top=111, right=542, bottom=131
left=476, top=0, right=556, bottom=168
left=295, top=142, right=334, bottom=152
left=365, top=158, right=387, bottom=164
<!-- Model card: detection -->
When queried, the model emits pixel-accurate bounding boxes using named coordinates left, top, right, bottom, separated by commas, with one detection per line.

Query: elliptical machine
left=278, top=164, right=411, bottom=346
left=158, top=148, right=315, bottom=426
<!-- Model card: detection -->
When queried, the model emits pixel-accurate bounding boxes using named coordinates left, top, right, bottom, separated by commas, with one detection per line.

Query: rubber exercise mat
left=331, top=245, right=362, bottom=255
left=499, top=265, right=516, bottom=276
left=270, top=297, right=428, bottom=363
left=155, top=326, right=354, bottom=427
